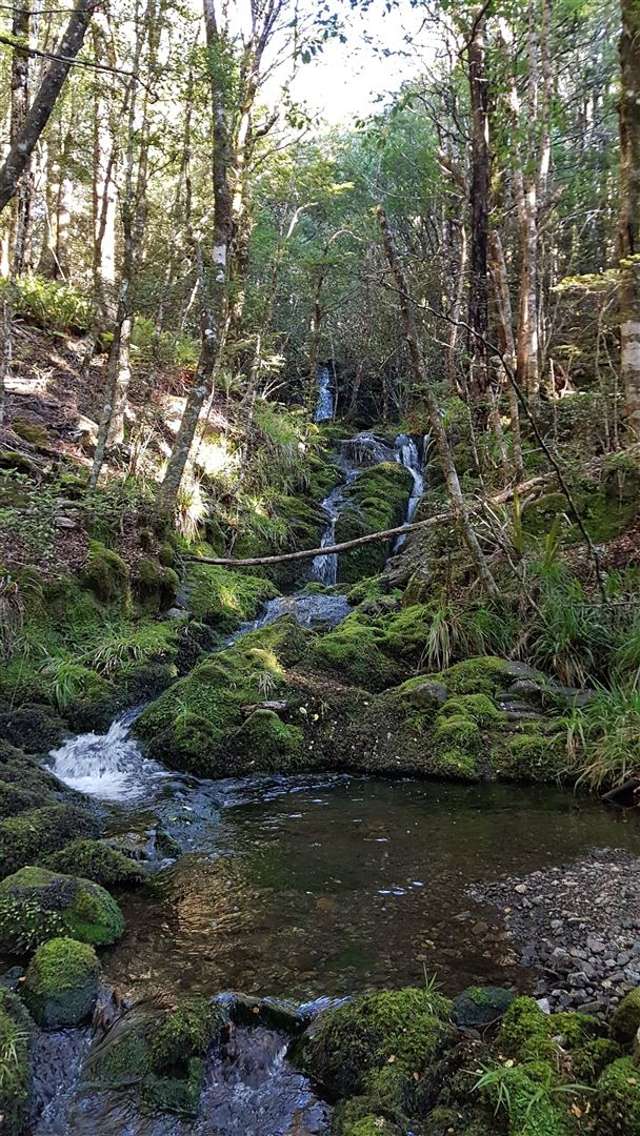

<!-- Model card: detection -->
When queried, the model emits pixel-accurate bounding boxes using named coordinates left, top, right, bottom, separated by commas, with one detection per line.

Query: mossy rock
left=0, top=780, right=41, bottom=818
left=0, top=804, right=98, bottom=878
left=611, top=988, right=640, bottom=1046
left=309, top=614, right=405, bottom=692
left=571, top=1037, right=622, bottom=1083
left=232, top=710, right=305, bottom=772
left=11, top=417, right=50, bottom=446
left=92, top=996, right=225, bottom=1117
left=335, top=462, right=414, bottom=584
left=498, top=997, right=601, bottom=1064
left=0, top=866, right=125, bottom=954
left=44, top=839, right=144, bottom=886
left=83, top=540, right=130, bottom=604
left=491, top=729, right=567, bottom=784
left=595, top=1057, right=640, bottom=1134
left=0, top=986, right=33, bottom=1136
left=453, top=986, right=515, bottom=1029
left=0, top=744, right=61, bottom=796
left=0, top=704, right=68, bottom=753
left=183, top=561, right=278, bottom=629
left=23, top=936, right=99, bottom=1027
left=300, top=986, right=454, bottom=1099
left=135, top=619, right=306, bottom=776
left=133, top=557, right=179, bottom=610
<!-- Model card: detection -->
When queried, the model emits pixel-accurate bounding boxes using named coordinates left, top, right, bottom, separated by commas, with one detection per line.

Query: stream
left=27, top=407, right=640, bottom=1133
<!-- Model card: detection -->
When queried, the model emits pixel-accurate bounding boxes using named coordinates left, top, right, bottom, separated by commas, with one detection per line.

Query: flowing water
left=313, top=365, right=334, bottom=423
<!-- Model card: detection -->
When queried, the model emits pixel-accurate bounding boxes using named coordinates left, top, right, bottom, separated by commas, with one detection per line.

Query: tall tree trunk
left=9, top=5, right=32, bottom=273
left=0, top=0, right=98, bottom=216
left=618, top=0, right=640, bottom=437
left=488, top=229, right=524, bottom=478
left=377, top=204, right=498, bottom=597
left=467, top=11, right=490, bottom=397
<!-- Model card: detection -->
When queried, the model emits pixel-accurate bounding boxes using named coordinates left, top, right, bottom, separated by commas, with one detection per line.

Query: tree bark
left=9, top=5, right=32, bottom=273
left=618, top=0, right=640, bottom=437
left=488, top=229, right=524, bottom=477
left=0, top=0, right=98, bottom=217
left=377, top=204, right=498, bottom=597
left=467, top=11, right=490, bottom=396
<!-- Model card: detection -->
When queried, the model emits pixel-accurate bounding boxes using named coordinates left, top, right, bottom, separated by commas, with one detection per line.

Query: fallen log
left=187, top=471, right=554, bottom=568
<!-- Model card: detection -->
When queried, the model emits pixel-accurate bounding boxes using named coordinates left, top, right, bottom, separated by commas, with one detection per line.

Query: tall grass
left=565, top=682, right=640, bottom=790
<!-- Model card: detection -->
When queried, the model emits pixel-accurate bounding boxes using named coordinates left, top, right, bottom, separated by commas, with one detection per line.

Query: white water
left=313, top=365, right=334, bottom=422
left=393, top=432, right=428, bottom=550
left=48, top=708, right=168, bottom=801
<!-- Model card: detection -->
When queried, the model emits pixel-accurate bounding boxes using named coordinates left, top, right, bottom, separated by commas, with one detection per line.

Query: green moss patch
left=23, top=936, right=99, bottom=1027
left=0, top=987, right=33, bottom=1136
left=335, top=462, right=414, bottom=584
left=45, top=839, right=144, bottom=886
left=0, top=804, right=98, bottom=878
left=184, top=559, right=278, bottom=628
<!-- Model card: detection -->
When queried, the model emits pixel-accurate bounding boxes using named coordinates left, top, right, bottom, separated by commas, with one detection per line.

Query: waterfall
left=48, top=708, right=167, bottom=801
left=313, top=365, right=334, bottom=423
left=393, top=433, right=428, bottom=550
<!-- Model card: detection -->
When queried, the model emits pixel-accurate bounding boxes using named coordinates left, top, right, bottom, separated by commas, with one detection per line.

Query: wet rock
left=23, top=937, right=99, bottom=1028
left=0, top=866, right=125, bottom=954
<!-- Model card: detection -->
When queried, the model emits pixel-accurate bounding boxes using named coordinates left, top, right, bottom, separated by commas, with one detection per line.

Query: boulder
left=23, top=937, right=99, bottom=1027
left=452, top=986, right=515, bottom=1029
left=0, top=866, right=125, bottom=954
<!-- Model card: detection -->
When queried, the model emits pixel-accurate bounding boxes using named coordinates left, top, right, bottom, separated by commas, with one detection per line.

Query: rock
left=44, top=839, right=145, bottom=885
left=0, top=867, right=125, bottom=954
left=452, top=985, right=515, bottom=1028
left=0, top=966, right=24, bottom=992
left=397, top=679, right=449, bottom=711
left=0, top=804, right=98, bottom=878
left=611, top=988, right=640, bottom=1044
left=227, top=993, right=307, bottom=1034
left=23, top=937, right=99, bottom=1028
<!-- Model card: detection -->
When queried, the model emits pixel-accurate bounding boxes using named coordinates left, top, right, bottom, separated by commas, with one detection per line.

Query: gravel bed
left=469, top=848, right=640, bottom=1015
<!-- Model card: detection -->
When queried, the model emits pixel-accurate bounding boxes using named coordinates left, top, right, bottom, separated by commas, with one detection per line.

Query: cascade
left=393, top=432, right=429, bottom=549
left=48, top=707, right=167, bottom=801
left=313, top=364, right=334, bottom=422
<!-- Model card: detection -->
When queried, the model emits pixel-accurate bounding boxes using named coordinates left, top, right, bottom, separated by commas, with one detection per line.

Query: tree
left=618, top=0, right=640, bottom=437
left=0, top=0, right=99, bottom=216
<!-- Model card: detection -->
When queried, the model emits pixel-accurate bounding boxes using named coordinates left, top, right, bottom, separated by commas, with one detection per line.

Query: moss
left=11, top=417, right=49, bottom=446
left=571, top=1037, right=622, bottom=1083
left=347, top=575, right=388, bottom=605
left=441, top=657, right=512, bottom=696
left=45, top=839, right=144, bottom=886
left=133, top=557, right=179, bottom=609
left=309, top=614, right=405, bottom=692
left=142, top=1059, right=205, bottom=1116
left=453, top=986, right=515, bottom=1029
left=83, top=540, right=130, bottom=604
left=0, top=703, right=67, bottom=752
left=480, top=1062, right=571, bottom=1136
left=491, top=730, right=567, bottom=784
left=183, top=560, right=278, bottom=629
left=233, top=710, right=305, bottom=771
left=610, top=988, right=640, bottom=1045
left=0, top=780, right=40, bottom=818
left=150, top=998, right=225, bottom=1073
left=498, top=998, right=600, bottom=1066
left=0, top=866, right=125, bottom=953
left=23, top=936, right=99, bottom=1027
left=595, top=1057, right=640, bottom=1134
left=431, top=713, right=482, bottom=781
left=135, top=620, right=305, bottom=776
left=0, top=804, right=98, bottom=878
left=0, top=987, right=33, bottom=1136
left=301, top=986, right=454, bottom=1098
left=335, top=462, right=414, bottom=584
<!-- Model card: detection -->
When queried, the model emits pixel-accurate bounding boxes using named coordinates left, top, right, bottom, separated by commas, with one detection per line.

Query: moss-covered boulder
left=45, top=839, right=144, bottom=886
left=0, top=804, right=98, bottom=878
left=0, top=780, right=41, bottom=818
left=0, top=867, right=125, bottom=953
left=23, top=936, right=99, bottom=1027
left=183, top=559, right=278, bottom=629
left=452, top=986, right=515, bottom=1030
left=498, top=997, right=602, bottom=1064
left=0, top=986, right=33, bottom=1136
left=0, top=703, right=68, bottom=753
left=91, top=996, right=225, bottom=1117
left=335, top=462, right=414, bottom=584
left=135, top=617, right=310, bottom=776
left=308, top=613, right=405, bottom=691
left=610, top=988, right=640, bottom=1045
left=133, top=557, right=179, bottom=610
left=595, top=1057, right=640, bottom=1134
left=83, top=540, right=130, bottom=604
left=299, top=986, right=455, bottom=1099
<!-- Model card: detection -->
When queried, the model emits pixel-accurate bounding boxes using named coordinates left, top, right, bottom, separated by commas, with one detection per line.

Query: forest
left=0, top=0, right=640, bottom=1132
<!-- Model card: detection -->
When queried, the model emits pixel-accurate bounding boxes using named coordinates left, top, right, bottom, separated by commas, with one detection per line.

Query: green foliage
left=1, top=274, right=94, bottom=332
left=0, top=804, right=97, bottom=877
left=83, top=541, right=130, bottom=605
left=595, top=1058, right=640, bottom=1134
left=564, top=683, right=640, bottom=790
left=0, top=988, right=32, bottom=1136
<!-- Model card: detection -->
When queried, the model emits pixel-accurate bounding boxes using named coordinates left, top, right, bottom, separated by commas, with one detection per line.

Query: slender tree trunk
left=467, top=12, right=490, bottom=397
left=618, top=0, right=640, bottom=437
left=489, top=229, right=524, bottom=477
left=0, top=0, right=98, bottom=216
left=447, top=223, right=467, bottom=394
left=377, top=204, right=498, bottom=597
left=9, top=5, right=32, bottom=273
